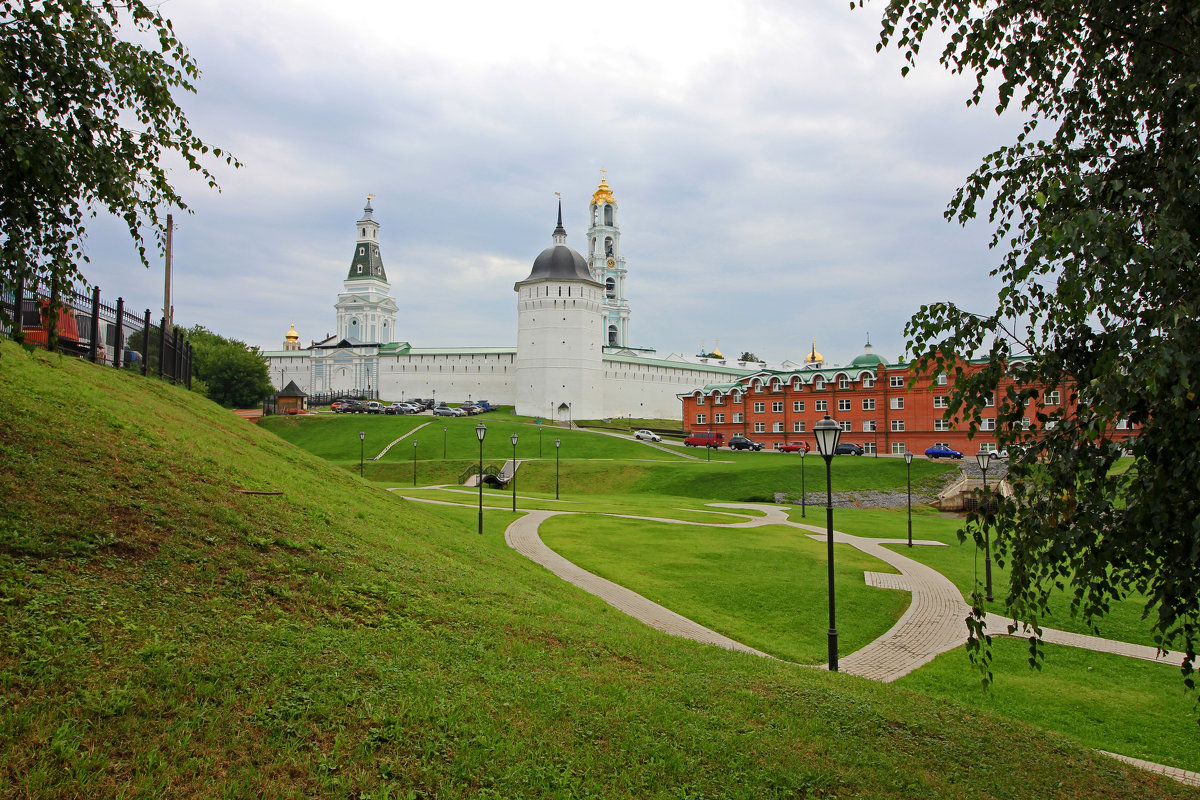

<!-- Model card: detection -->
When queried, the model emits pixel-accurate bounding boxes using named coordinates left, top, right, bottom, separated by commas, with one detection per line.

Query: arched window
left=604, top=205, right=613, bottom=226
left=605, top=278, right=616, bottom=298
left=608, top=325, right=618, bottom=345
left=604, top=237, right=613, bottom=257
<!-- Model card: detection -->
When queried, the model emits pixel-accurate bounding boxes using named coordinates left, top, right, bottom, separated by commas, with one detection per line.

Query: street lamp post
left=555, top=438, right=561, bottom=500
left=813, top=414, right=842, bottom=672
left=443, top=425, right=447, bottom=459
left=799, top=448, right=807, bottom=518
left=976, top=447, right=994, bottom=601
left=359, top=430, right=365, bottom=478
left=413, top=440, right=419, bottom=486
left=510, top=433, right=519, bottom=512
left=476, top=423, right=487, bottom=535
left=904, top=451, right=914, bottom=547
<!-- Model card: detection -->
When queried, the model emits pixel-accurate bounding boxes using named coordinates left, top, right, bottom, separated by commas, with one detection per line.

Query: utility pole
left=163, top=214, right=174, bottom=327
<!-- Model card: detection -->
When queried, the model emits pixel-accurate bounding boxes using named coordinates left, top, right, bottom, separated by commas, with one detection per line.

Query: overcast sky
left=80, top=0, right=1024, bottom=366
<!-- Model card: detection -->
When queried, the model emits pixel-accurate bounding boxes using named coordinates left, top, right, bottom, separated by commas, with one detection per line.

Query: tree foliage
left=0, top=0, right=236, bottom=324
left=739, top=351, right=761, bottom=362
left=855, top=0, right=1200, bottom=689
left=187, top=325, right=273, bottom=408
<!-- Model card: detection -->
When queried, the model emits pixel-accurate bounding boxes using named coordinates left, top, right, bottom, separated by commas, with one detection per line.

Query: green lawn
left=898, top=638, right=1200, bottom=773
left=1, top=341, right=1194, bottom=799
left=539, top=515, right=909, bottom=664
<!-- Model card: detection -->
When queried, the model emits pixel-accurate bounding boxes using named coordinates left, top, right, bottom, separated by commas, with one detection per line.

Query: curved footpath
left=399, top=494, right=1198, bottom=787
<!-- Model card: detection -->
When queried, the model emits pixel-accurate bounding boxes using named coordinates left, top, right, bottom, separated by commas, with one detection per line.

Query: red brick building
left=677, top=342, right=1133, bottom=456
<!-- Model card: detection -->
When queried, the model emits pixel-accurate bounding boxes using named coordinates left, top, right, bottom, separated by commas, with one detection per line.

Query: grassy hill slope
left=0, top=341, right=1190, bottom=799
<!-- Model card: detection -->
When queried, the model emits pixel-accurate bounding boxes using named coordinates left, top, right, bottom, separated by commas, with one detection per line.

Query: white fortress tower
left=334, top=197, right=398, bottom=344
left=586, top=172, right=630, bottom=348
left=514, top=201, right=605, bottom=421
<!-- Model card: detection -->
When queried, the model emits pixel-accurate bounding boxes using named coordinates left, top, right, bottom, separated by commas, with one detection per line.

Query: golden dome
left=285, top=321, right=299, bottom=342
left=592, top=170, right=616, bottom=205
left=805, top=338, right=824, bottom=364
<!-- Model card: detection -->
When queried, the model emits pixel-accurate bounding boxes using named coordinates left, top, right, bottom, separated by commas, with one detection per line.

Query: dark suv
left=729, top=434, right=764, bottom=451
left=835, top=442, right=864, bottom=456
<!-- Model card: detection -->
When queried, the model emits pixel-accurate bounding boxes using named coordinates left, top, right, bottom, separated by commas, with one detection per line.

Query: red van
left=683, top=431, right=724, bottom=448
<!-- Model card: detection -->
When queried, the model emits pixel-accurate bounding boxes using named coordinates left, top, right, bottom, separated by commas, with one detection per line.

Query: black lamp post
left=510, top=433, right=519, bottom=512
left=904, top=450, right=914, bottom=547
left=359, top=430, right=365, bottom=478
left=413, top=440, right=418, bottom=486
left=443, top=425, right=447, bottom=459
left=476, top=423, right=487, bottom=535
left=813, top=414, right=842, bottom=672
left=799, top=448, right=807, bottom=518
left=555, top=438, right=561, bottom=500
left=976, top=447, right=994, bottom=601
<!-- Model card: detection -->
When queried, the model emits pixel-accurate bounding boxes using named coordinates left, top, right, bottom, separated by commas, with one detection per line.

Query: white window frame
left=890, top=397, right=904, bottom=410
left=890, top=419, right=905, bottom=432
left=891, top=442, right=907, bottom=455
left=934, top=419, right=950, bottom=432
left=696, top=414, right=706, bottom=424
left=838, top=399, right=851, bottom=412
left=753, top=422, right=766, bottom=433
left=815, top=400, right=827, bottom=412
left=772, top=401, right=784, bottom=413
left=773, top=422, right=784, bottom=433
left=793, top=421, right=805, bottom=433
left=793, top=400, right=805, bottom=412
left=753, top=401, right=765, bottom=413
left=890, top=376, right=905, bottom=388
left=933, top=395, right=948, bottom=408
left=732, top=412, right=743, bottom=423
left=862, top=398, right=876, bottom=411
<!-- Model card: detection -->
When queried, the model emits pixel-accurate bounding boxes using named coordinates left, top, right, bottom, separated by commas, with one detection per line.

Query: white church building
left=264, top=178, right=760, bottom=421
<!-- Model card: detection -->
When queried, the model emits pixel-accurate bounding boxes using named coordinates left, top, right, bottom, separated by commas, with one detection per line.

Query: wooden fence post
left=89, top=286, right=101, bottom=364
left=157, top=317, right=167, bottom=379
left=141, top=310, right=151, bottom=376
left=113, top=297, right=125, bottom=370
left=12, top=275, right=25, bottom=345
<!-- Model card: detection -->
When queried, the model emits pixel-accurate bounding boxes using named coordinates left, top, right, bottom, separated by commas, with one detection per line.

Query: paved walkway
left=401, top=493, right=1197, bottom=787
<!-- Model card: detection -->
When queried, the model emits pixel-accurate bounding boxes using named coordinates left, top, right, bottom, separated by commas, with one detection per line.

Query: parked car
left=366, top=401, right=385, bottom=414
left=331, top=399, right=353, bottom=413
left=344, top=400, right=369, bottom=413
left=432, top=406, right=464, bottom=417
left=634, top=429, right=661, bottom=442
left=779, top=441, right=810, bottom=453
left=385, top=402, right=417, bottom=415
left=728, top=434, right=764, bottom=451
left=924, top=445, right=964, bottom=459
left=683, top=431, right=725, bottom=448
left=835, top=442, right=864, bottom=456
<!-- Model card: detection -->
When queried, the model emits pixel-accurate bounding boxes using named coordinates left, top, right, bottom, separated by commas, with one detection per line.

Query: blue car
left=924, top=445, right=964, bottom=459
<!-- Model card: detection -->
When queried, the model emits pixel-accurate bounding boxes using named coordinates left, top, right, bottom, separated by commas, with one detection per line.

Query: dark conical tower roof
left=347, top=198, right=387, bottom=282
left=519, top=199, right=597, bottom=283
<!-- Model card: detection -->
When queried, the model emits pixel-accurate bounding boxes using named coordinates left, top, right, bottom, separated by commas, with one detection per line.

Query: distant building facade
left=678, top=343, right=1136, bottom=454
left=264, top=180, right=757, bottom=420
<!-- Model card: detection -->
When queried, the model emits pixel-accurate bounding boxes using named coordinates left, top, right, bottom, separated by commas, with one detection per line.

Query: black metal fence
left=1, top=277, right=192, bottom=388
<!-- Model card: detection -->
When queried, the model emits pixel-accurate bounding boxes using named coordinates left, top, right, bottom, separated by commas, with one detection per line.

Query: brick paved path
left=401, top=495, right=1199, bottom=788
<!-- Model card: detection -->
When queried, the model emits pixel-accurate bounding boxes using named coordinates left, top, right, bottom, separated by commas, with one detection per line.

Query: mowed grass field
left=264, top=411, right=1200, bottom=775
left=2, top=341, right=1194, bottom=798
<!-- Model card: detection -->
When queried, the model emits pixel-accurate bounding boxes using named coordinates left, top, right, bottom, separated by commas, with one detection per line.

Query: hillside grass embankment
left=0, top=340, right=1191, bottom=799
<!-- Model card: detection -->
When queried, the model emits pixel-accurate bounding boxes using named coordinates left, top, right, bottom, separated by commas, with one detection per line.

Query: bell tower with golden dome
left=283, top=321, right=301, bottom=351
left=586, top=170, right=631, bottom=350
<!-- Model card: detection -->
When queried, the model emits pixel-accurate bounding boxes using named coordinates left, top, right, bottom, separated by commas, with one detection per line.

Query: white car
left=634, top=429, right=661, bottom=442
